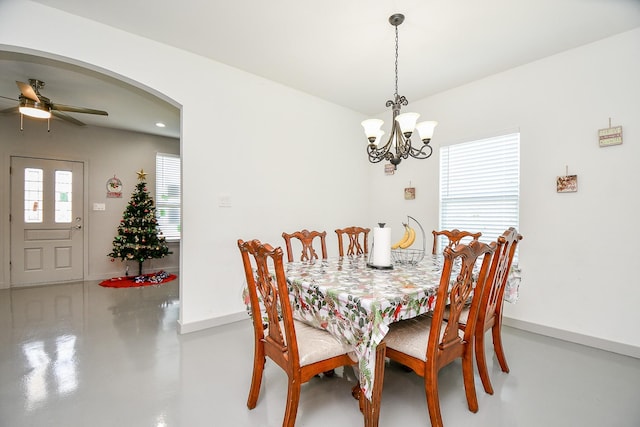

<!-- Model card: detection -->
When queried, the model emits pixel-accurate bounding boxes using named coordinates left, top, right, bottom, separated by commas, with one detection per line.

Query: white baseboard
left=503, top=317, right=640, bottom=359
left=178, top=311, right=248, bottom=334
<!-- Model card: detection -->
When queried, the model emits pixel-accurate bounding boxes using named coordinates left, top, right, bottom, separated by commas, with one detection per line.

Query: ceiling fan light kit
left=1, top=78, right=108, bottom=132
left=362, top=13, right=438, bottom=170
left=19, top=98, right=52, bottom=119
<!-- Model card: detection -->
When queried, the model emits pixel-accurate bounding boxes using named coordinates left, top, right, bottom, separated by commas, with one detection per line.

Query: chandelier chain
left=394, top=24, right=399, bottom=97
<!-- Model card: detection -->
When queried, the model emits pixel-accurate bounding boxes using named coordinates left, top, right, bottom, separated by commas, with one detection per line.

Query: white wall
left=0, top=116, right=181, bottom=286
left=0, top=0, right=369, bottom=331
left=2, top=1, right=638, bottom=354
left=368, top=28, right=640, bottom=352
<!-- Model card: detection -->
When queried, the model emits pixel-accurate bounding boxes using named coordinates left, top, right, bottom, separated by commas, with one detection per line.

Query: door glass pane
left=55, top=170, right=73, bottom=223
left=24, top=168, right=43, bottom=223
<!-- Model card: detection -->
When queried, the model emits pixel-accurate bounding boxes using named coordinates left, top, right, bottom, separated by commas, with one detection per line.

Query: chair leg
left=492, top=322, right=510, bottom=373
left=424, top=369, right=444, bottom=427
left=247, top=343, right=265, bottom=409
left=282, top=378, right=301, bottom=427
left=462, top=350, right=479, bottom=413
left=475, top=330, right=494, bottom=395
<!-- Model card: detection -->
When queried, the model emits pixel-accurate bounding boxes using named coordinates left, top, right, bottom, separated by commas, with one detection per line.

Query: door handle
left=72, top=217, right=82, bottom=230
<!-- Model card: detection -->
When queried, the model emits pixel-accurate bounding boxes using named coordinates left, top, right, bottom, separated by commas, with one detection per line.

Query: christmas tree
left=108, top=169, right=172, bottom=276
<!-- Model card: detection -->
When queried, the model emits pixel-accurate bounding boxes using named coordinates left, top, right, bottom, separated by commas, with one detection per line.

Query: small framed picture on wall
left=556, top=175, right=577, bottom=193
left=404, top=187, right=415, bottom=200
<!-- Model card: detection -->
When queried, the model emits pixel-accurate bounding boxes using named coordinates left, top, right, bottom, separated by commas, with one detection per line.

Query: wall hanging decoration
left=557, top=166, right=577, bottom=193
left=106, top=175, right=123, bottom=198
left=404, top=183, right=415, bottom=200
left=598, top=118, right=623, bottom=147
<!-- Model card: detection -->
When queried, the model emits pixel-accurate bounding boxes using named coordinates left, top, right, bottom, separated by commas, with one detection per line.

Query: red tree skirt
left=99, top=271, right=177, bottom=288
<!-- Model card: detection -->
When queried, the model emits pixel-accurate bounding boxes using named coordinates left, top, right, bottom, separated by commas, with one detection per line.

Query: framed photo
left=404, top=187, right=415, bottom=200
left=557, top=175, right=577, bottom=193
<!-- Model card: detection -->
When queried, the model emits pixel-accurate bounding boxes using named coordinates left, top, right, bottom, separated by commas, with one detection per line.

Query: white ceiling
left=2, top=0, right=639, bottom=139
left=0, top=51, right=181, bottom=138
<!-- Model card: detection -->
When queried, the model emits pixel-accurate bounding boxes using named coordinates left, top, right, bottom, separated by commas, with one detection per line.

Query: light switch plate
left=218, top=194, right=232, bottom=207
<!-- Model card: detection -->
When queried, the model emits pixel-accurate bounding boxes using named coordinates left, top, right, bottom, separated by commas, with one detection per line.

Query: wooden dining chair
left=282, top=229, right=328, bottom=262
left=464, top=227, right=523, bottom=394
left=431, top=229, right=482, bottom=254
left=384, top=239, right=496, bottom=427
left=335, top=226, right=370, bottom=257
left=238, top=239, right=356, bottom=427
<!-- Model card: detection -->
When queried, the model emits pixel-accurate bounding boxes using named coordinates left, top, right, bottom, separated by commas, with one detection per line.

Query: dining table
left=242, top=252, right=522, bottom=426
left=285, top=254, right=446, bottom=427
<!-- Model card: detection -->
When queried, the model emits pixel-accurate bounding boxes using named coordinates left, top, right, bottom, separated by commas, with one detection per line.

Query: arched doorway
left=0, top=50, right=181, bottom=288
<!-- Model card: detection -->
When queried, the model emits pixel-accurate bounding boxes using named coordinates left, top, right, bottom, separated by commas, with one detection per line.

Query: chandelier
left=361, top=13, right=437, bottom=170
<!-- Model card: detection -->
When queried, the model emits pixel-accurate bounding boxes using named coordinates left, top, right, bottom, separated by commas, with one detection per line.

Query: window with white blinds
left=438, top=132, right=520, bottom=253
left=155, top=153, right=181, bottom=240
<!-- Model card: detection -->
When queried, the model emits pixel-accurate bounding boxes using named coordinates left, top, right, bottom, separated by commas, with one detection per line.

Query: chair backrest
left=335, top=226, right=370, bottom=257
left=428, top=239, right=496, bottom=362
left=477, top=227, right=523, bottom=331
left=238, top=239, right=301, bottom=370
left=282, top=229, right=328, bottom=263
left=431, top=229, right=482, bottom=254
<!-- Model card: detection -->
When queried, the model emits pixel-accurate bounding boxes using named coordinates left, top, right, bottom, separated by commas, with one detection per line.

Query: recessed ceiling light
left=155, top=122, right=166, bottom=128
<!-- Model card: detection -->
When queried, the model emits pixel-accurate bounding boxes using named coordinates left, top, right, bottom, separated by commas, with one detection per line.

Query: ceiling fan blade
left=52, top=103, right=108, bottom=116
left=52, top=110, right=86, bottom=126
left=16, top=81, right=40, bottom=102
left=0, top=106, right=19, bottom=114
left=0, top=94, right=19, bottom=101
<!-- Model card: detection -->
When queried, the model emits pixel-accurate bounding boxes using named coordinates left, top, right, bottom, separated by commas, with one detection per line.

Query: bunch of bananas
left=391, top=223, right=416, bottom=249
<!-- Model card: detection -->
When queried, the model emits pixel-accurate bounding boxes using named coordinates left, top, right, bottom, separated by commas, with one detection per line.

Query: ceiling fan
left=0, top=79, right=108, bottom=128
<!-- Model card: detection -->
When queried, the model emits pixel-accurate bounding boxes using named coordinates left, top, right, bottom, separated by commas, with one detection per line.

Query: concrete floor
left=1, top=279, right=639, bottom=426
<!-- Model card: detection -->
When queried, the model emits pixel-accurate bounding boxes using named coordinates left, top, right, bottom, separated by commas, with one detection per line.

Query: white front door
left=10, top=156, right=84, bottom=286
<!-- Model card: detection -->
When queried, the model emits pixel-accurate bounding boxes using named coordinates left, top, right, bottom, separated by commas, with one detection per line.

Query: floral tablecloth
left=285, top=255, right=445, bottom=400
left=241, top=255, right=522, bottom=401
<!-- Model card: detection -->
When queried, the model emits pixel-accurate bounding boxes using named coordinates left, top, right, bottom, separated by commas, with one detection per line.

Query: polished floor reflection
left=1, top=280, right=639, bottom=426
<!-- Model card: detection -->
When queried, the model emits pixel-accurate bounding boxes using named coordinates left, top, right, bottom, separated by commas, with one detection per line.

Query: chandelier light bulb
left=395, top=112, right=420, bottom=137
left=361, top=119, right=384, bottom=142
left=415, top=121, right=438, bottom=142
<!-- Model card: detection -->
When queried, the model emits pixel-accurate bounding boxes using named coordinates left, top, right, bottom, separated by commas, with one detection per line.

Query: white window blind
left=155, top=153, right=181, bottom=240
left=438, top=132, right=520, bottom=253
